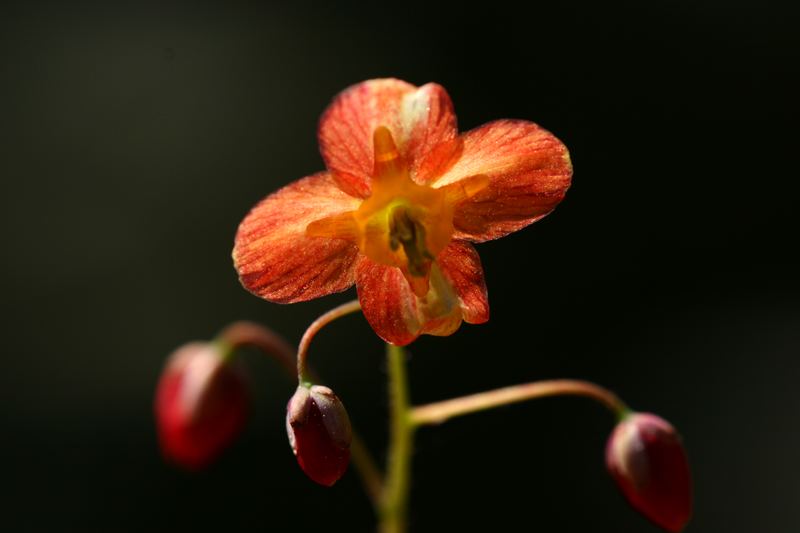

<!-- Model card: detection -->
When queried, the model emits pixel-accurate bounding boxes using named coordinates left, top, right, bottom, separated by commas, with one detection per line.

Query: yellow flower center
left=308, top=127, right=486, bottom=297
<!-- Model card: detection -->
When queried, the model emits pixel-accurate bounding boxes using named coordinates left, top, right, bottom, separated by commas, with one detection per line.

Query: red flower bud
left=286, top=384, right=352, bottom=486
left=154, top=342, right=249, bottom=470
left=606, top=413, right=693, bottom=532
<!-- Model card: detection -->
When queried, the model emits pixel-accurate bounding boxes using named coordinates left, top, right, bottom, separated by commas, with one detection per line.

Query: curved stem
left=410, top=379, right=630, bottom=427
left=218, top=320, right=296, bottom=375
left=380, top=344, right=414, bottom=533
left=216, top=317, right=383, bottom=508
left=297, top=299, right=362, bottom=382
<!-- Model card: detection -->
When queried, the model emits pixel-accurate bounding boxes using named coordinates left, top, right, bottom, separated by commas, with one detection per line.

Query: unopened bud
left=606, top=413, right=692, bottom=532
left=154, top=342, right=249, bottom=470
left=286, top=384, right=352, bottom=486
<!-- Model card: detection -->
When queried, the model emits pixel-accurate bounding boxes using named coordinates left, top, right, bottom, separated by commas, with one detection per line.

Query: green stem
left=380, top=343, right=414, bottom=533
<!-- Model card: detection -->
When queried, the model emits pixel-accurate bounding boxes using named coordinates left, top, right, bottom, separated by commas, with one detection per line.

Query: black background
left=2, top=1, right=798, bottom=531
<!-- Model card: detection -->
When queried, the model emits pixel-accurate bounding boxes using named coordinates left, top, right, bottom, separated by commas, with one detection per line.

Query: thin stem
left=216, top=317, right=383, bottom=508
left=350, top=433, right=384, bottom=507
left=218, top=320, right=296, bottom=375
left=380, top=344, right=414, bottom=533
left=410, top=379, right=630, bottom=427
left=297, top=299, right=362, bottom=382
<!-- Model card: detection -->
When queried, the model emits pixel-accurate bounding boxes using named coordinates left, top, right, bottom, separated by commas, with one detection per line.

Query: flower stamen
left=306, top=126, right=490, bottom=300
left=388, top=206, right=433, bottom=277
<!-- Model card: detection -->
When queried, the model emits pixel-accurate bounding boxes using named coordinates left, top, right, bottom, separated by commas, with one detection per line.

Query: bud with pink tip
left=286, top=384, right=352, bottom=486
left=154, top=342, right=249, bottom=470
left=606, top=412, right=693, bottom=532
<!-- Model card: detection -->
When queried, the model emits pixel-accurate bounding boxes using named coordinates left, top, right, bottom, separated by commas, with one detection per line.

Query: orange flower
left=233, top=79, right=572, bottom=345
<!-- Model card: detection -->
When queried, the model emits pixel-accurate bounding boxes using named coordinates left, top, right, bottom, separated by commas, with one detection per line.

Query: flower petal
left=233, top=172, right=361, bottom=303
left=355, top=241, right=488, bottom=345
left=356, top=258, right=423, bottom=346
left=437, top=241, right=489, bottom=324
left=434, top=120, right=572, bottom=242
left=318, top=79, right=458, bottom=197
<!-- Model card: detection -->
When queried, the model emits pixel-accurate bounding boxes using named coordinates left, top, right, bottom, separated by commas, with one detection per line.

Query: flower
left=233, top=79, right=572, bottom=345
left=606, top=413, right=693, bottom=532
left=154, top=342, right=249, bottom=470
left=286, top=384, right=352, bottom=487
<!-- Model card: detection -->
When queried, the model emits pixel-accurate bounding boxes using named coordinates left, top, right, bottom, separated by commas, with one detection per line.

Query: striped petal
left=233, top=172, right=361, bottom=303
left=433, top=120, right=572, bottom=242
left=319, top=78, right=459, bottom=198
left=355, top=241, right=488, bottom=346
left=437, top=241, right=489, bottom=325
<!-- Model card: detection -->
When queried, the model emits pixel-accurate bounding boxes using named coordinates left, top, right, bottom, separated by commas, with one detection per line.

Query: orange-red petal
left=233, top=172, right=361, bottom=303
left=437, top=241, right=489, bottom=325
left=356, top=258, right=422, bottom=346
left=318, top=79, right=458, bottom=197
left=355, top=241, right=488, bottom=346
left=433, top=120, right=572, bottom=242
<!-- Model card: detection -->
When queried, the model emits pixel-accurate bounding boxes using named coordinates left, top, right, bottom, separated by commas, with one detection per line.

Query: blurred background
left=1, top=1, right=798, bottom=531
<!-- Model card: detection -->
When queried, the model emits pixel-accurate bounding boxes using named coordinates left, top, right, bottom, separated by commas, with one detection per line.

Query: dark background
left=2, top=1, right=798, bottom=531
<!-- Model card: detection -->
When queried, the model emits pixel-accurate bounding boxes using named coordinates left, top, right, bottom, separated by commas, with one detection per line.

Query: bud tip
left=286, top=384, right=352, bottom=487
left=154, top=342, right=249, bottom=470
left=606, top=412, right=693, bottom=532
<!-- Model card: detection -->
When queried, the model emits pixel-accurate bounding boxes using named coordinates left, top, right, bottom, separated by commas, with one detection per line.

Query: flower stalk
left=380, top=343, right=415, bottom=533
left=410, top=379, right=630, bottom=426
left=350, top=432, right=385, bottom=509
left=217, top=320, right=636, bottom=531
left=219, top=316, right=383, bottom=507
left=217, top=320, right=296, bottom=375
left=297, top=299, right=363, bottom=382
